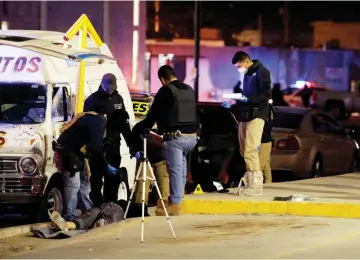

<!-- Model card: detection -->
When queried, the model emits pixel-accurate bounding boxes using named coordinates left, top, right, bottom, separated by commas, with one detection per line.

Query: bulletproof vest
left=166, top=83, right=196, bottom=128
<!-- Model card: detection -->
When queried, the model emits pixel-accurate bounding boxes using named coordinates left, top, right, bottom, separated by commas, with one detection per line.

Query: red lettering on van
left=0, top=56, right=42, bottom=73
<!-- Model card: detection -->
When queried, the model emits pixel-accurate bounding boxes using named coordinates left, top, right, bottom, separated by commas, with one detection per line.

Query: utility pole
left=194, top=0, right=200, bottom=102
left=258, top=13, right=263, bottom=46
left=283, top=1, right=289, bottom=45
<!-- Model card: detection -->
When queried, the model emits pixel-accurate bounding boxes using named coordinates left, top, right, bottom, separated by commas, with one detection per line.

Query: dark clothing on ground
left=241, top=60, right=272, bottom=121
left=72, top=199, right=148, bottom=230
left=73, top=202, right=124, bottom=230
left=135, top=80, right=198, bottom=135
left=261, top=105, right=274, bottom=143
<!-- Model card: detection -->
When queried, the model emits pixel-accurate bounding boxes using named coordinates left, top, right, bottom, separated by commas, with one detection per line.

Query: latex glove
left=107, top=164, right=117, bottom=176
left=221, top=101, right=231, bottom=109
left=130, top=151, right=142, bottom=159
left=238, top=96, right=248, bottom=103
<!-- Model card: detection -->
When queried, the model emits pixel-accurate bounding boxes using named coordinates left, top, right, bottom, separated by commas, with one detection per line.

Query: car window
left=273, top=111, right=304, bottom=129
left=198, top=106, right=236, bottom=135
left=312, top=114, right=344, bottom=135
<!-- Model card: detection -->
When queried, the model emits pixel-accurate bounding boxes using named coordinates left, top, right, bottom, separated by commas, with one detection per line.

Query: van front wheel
left=38, top=187, right=63, bottom=221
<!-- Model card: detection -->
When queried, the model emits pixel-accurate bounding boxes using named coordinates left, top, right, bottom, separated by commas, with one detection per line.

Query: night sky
left=160, top=1, right=360, bottom=32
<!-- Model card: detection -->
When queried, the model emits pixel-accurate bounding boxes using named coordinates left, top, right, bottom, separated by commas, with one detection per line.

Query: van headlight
left=19, top=156, right=38, bottom=175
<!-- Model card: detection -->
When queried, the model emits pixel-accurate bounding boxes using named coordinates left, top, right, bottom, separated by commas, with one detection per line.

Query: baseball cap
left=101, top=73, right=117, bottom=92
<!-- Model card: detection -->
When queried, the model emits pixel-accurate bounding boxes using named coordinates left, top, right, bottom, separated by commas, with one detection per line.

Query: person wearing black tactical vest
left=84, top=73, right=135, bottom=203
left=223, top=51, right=271, bottom=196
left=134, top=65, right=198, bottom=216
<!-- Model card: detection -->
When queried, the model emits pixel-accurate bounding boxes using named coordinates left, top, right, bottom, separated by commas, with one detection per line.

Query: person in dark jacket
left=83, top=73, right=135, bottom=203
left=134, top=65, right=198, bottom=216
left=222, top=51, right=271, bottom=196
left=55, top=112, right=119, bottom=208
left=259, top=104, right=274, bottom=183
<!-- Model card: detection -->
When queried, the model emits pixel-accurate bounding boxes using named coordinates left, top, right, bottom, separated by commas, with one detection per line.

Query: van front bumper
left=0, top=175, right=47, bottom=205
left=0, top=194, right=44, bottom=204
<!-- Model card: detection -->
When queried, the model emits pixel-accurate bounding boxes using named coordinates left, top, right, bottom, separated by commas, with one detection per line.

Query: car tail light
left=275, top=135, right=300, bottom=150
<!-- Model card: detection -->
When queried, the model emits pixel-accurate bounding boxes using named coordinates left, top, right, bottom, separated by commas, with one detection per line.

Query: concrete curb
left=182, top=199, right=360, bottom=219
left=0, top=222, right=50, bottom=240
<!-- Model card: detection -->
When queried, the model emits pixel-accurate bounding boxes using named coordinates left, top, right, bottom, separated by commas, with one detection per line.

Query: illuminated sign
left=132, top=101, right=149, bottom=115
left=0, top=56, right=41, bottom=73
left=0, top=131, right=6, bottom=148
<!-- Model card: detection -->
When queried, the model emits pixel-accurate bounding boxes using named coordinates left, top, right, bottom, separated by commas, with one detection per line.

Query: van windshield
left=0, top=83, right=47, bottom=124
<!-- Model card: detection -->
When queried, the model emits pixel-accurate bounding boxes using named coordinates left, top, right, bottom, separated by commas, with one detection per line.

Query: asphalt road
left=2, top=215, right=360, bottom=259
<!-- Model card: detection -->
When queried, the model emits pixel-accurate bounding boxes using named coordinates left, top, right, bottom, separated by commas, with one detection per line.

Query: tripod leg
left=147, top=161, right=176, bottom=239
left=141, top=160, right=148, bottom=243
left=117, top=163, right=143, bottom=240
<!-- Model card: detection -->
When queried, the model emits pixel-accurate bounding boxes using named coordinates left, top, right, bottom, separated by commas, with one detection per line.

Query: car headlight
left=19, top=156, right=38, bottom=175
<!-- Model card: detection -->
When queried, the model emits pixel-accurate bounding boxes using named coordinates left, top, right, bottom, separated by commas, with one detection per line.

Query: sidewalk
left=182, top=173, right=360, bottom=218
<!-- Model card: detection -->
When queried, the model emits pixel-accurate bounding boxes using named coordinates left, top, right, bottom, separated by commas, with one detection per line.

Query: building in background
left=312, top=21, right=360, bottom=50
left=0, top=1, right=146, bottom=91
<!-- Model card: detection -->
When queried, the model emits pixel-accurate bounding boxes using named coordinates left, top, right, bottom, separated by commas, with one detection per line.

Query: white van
left=0, top=31, right=136, bottom=220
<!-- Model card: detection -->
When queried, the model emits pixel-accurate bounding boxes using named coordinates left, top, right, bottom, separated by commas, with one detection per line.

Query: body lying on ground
left=50, top=200, right=140, bottom=232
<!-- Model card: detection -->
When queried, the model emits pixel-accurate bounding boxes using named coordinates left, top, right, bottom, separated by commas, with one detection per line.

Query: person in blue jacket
left=222, top=51, right=272, bottom=196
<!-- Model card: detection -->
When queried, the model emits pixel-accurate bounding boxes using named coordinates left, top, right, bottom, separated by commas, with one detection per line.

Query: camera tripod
left=117, top=130, right=176, bottom=243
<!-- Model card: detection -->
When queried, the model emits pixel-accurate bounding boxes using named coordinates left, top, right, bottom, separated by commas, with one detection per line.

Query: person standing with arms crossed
left=135, top=65, right=198, bottom=216
left=222, top=51, right=271, bottom=196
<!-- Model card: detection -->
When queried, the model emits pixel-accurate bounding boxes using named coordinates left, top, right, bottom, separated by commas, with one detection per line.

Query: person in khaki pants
left=223, top=51, right=272, bottom=196
left=133, top=159, right=169, bottom=215
left=131, top=122, right=170, bottom=216
left=259, top=104, right=274, bottom=183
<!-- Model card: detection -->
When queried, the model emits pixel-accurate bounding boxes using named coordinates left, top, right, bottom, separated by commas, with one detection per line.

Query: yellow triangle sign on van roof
left=193, top=184, right=205, bottom=194
left=63, top=14, right=103, bottom=48
left=63, top=14, right=104, bottom=114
